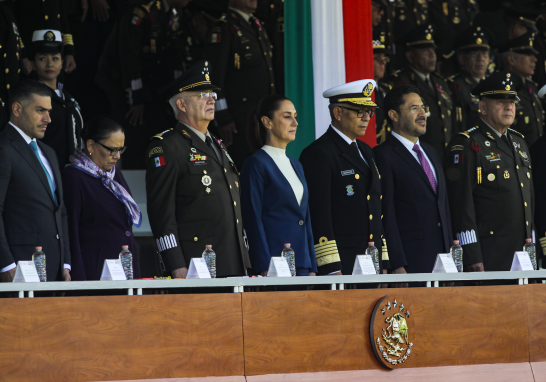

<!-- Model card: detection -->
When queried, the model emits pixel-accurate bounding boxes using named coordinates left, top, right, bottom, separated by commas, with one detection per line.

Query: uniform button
left=369, top=215, right=373, bottom=220
left=246, top=46, right=250, bottom=49
left=516, top=165, right=519, bottom=169
left=271, top=83, right=274, bottom=87
left=441, top=114, right=445, bottom=118
left=527, top=221, right=529, bottom=226
left=438, top=222, right=441, bottom=227
left=56, top=234, right=59, bottom=239
left=478, top=109, right=481, bottom=113
left=242, top=97, right=247, bottom=102
left=444, top=128, right=447, bottom=132
left=381, top=215, right=384, bottom=219
left=490, top=231, right=494, bottom=235
left=194, top=237, right=198, bottom=241
left=203, top=170, right=207, bottom=174
left=44, top=15, right=48, bottom=20
left=497, top=165, right=500, bottom=169
left=525, top=202, right=528, bottom=207
left=230, top=185, right=232, bottom=189
left=57, top=14, right=60, bottom=18
left=126, top=231, right=131, bottom=237
left=370, top=234, right=373, bottom=239
left=521, top=183, right=524, bottom=187
left=298, top=220, right=304, bottom=225
left=380, top=195, right=383, bottom=200
left=367, top=195, right=370, bottom=200
left=224, top=168, right=227, bottom=173
left=355, top=174, right=360, bottom=179
left=234, top=201, right=237, bottom=206
left=438, top=101, right=441, bottom=106
left=237, top=219, right=239, bottom=224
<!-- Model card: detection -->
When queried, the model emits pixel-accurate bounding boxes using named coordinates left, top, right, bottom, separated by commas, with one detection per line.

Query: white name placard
left=13, top=261, right=41, bottom=283
left=352, top=255, right=377, bottom=275
left=186, top=258, right=212, bottom=279
left=100, top=259, right=127, bottom=281
left=510, top=251, right=534, bottom=271
left=432, top=253, right=459, bottom=273
left=267, top=256, right=292, bottom=277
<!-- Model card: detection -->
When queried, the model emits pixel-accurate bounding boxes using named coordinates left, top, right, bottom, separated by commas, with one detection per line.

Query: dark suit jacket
left=300, top=126, right=384, bottom=275
left=240, top=149, right=317, bottom=274
left=62, top=166, right=137, bottom=281
left=374, top=134, right=452, bottom=273
left=0, top=123, right=70, bottom=281
left=530, top=135, right=546, bottom=259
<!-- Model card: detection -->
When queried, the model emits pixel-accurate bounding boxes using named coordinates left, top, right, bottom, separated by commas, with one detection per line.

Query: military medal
left=206, top=187, right=211, bottom=194
left=202, top=175, right=212, bottom=187
left=191, top=147, right=197, bottom=153
left=504, top=170, right=510, bottom=179
left=485, top=141, right=490, bottom=146
left=519, top=150, right=529, bottom=161
left=346, top=185, right=354, bottom=196
left=487, top=173, right=495, bottom=181
left=453, top=16, right=460, bottom=24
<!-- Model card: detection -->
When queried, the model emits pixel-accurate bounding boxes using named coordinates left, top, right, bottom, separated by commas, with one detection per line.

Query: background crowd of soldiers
left=0, top=0, right=545, bottom=170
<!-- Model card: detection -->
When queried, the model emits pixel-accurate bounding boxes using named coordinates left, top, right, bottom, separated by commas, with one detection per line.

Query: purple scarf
left=68, top=149, right=142, bottom=227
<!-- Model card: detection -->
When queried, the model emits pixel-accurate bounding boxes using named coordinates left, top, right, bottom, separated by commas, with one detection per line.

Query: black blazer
left=374, top=133, right=452, bottom=273
left=300, top=126, right=384, bottom=275
left=0, top=123, right=70, bottom=281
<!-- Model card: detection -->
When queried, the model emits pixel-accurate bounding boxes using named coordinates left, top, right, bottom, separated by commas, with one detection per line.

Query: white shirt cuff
left=64, top=264, right=71, bottom=270
left=0, top=263, right=16, bottom=273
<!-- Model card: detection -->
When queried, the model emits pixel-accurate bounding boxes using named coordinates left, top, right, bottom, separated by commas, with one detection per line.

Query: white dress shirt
left=261, top=145, right=304, bottom=206
left=330, top=124, right=369, bottom=167
left=392, top=131, right=437, bottom=183
left=0, top=122, right=70, bottom=273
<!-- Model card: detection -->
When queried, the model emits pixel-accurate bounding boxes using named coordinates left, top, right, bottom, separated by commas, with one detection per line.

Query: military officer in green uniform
left=373, top=34, right=393, bottom=145
left=145, top=60, right=251, bottom=279
left=498, top=32, right=544, bottom=148
left=449, top=26, right=492, bottom=133
left=204, top=0, right=275, bottom=168
left=385, top=25, right=454, bottom=164
left=96, top=0, right=201, bottom=169
left=445, top=71, right=535, bottom=272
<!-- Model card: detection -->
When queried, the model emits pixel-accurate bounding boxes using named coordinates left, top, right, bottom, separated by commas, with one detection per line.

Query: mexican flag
left=285, top=0, right=376, bottom=159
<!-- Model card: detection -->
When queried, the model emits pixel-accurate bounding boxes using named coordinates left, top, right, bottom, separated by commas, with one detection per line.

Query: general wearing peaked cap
left=454, top=26, right=493, bottom=52
left=31, top=29, right=63, bottom=54
left=373, top=32, right=391, bottom=55
left=323, top=79, right=378, bottom=108
left=471, top=70, right=522, bottom=101
left=398, top=24, right=437, bottom=50
left=498, top=31, right=539, bottom=55
left=159, top=59, right=221, bottom=100
left=503, top=6, right=539, bottom=33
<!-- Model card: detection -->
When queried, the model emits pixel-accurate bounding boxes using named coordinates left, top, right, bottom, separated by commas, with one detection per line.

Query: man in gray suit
left=0, top=80, right=71, bottom=282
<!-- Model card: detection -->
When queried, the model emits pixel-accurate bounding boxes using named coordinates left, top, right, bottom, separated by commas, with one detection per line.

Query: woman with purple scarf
left=62, top=116, right=142, bottom=281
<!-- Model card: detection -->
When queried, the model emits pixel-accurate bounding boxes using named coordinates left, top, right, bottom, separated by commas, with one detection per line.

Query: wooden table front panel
left=0, top=294, right=244, bottom=382
left=527, top=284, right=546, bottom=362
left=242, top=286, right=529, bottom=375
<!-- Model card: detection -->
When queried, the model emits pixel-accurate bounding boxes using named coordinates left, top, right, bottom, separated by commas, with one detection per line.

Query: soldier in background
left=385, top=25, right=454, bottom=164
left=204, top=0, right=275, bottom=168
left=96, top=0, right=200, bottom=169
left=373, top=33, right=393, bottom=145
left=428, top=0, right=480, bottom=35
left=498, top=32, right=544, bottom=147
left=450, top=26, right=492, bottom=133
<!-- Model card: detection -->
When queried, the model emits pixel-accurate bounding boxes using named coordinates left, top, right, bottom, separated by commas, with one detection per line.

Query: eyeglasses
left=399, top=105, right=430, bottom=114
left=198, top=92, right=217, bottom=100
left=95, top=140, right=127, bottom=156
left=338, top=106, right=375, bottom=118
left=373, top=56, right=390, bottom=64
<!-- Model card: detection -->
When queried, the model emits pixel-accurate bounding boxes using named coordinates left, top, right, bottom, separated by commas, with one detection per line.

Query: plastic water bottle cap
left=526, top=238, right=532, bottom=242
left=122, top=245, right=129, bottom=248
left=35, top=246, right=42, bottom=250
left=284, top=243, right=290, bottom=246
left=453, top=240, right=459, bottom=244
left=206, top=245, right=212, bottom=248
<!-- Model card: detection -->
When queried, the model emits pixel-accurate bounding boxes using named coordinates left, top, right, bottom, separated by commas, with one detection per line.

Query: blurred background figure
left=62, top=116, right=140, bottom=281
left=240, top=94, right=317, bottom=277
left=373, top=33, right=393, bottom=145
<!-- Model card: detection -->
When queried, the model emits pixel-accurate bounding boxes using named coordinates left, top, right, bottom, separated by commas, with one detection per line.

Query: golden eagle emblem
left=363, top=82, right=374, bottom=97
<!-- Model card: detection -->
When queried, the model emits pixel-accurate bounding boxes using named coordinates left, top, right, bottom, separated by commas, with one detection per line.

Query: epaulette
left=445, top=75, right=454, bottom=82
left=132, top=1, right=155, bottom=25
left=459, top=126, right=479, bottom=138
left=508, top=128, right=525, bottom=139
left=150, top=128, right=173, bottom=140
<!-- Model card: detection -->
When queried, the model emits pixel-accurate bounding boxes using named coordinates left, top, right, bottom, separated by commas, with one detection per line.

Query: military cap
left=160, top=59, right=220, bottom=100
left=471, top=70, right=522, bottom=101
left=498, top=31, right=538, bottom=55
left=503, top=6, right=539, bottom=33
left=323, top=79, right=378, bottom=108
left=398, top=24, right=437, bottom=50
left=373, top=32, right=391, bottom=55
left=31, top=29, right=63, bottom=54
left=454, top=26, right=493, bottom=52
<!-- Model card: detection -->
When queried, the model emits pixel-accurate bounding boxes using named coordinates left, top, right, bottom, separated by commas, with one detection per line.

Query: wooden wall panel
left=0, top=294, right=244, bottom=382
left=242, top=286, right=529, bottom=375
left=528, top=285, right=546, bottom=362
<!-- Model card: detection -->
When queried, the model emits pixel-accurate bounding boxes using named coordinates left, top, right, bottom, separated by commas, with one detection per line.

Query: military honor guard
left=385, top=24, right=454, bottom=164
left=299, top=80, right=388, bottom=275
left=449, top=26, right=492, bottom=134
left=445, top=71, right=535, bottom=272
left=498, top=32, right=544, bottom=148
left=204, top=0, right=276, bottom=168
left=145, top=60, right=250, bottom=279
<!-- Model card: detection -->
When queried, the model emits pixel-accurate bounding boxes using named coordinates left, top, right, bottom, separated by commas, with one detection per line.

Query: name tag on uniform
left=341, top=169, right=355, bottom=176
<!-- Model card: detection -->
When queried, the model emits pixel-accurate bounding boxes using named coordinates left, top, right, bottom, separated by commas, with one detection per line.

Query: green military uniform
left=204, top=9, right=275, bottom=168
left=449, top=26, right=493, bottom=133
left=428, top=0, right=480, bottom=35
left=385, top=25, right=454, bottom=164
left=145, top=60, right=251, bottom=277
left=445, top=71, right=535, bottom=271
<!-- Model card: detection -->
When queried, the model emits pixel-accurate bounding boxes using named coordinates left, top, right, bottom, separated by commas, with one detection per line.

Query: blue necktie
left=29, top=141, right=57, bottom=206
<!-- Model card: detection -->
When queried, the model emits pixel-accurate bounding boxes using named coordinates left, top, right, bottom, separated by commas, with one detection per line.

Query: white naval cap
left=32, top=29, right=62, bottom=43
left=323, top=79, right=378, bottom=108
left=31, top=29, right=63, bottom=55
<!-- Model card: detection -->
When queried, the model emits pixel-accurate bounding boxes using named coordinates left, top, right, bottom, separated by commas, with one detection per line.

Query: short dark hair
left=81, top=116, right=124, bottom=143
left=247, top=94, right=290, bottom=153
left=9, top=79, right=51, bottom=114
left=384, top=85, right=421, bottom=122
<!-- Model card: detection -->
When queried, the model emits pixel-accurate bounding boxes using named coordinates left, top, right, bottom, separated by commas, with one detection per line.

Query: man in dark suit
left=0, top=80, right=71, bottom=282
left=145, top=60, right=250, bottom=279
left=445, top=71, right=534, bottom=272
left=374, top=85, right=452, bottom=275
left=300, top=79, right=388, bottom=275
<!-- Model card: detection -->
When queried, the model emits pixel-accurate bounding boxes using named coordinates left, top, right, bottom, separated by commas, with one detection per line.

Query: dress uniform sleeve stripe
left=159, top=237, right=166, bottom=251
left=165, top=235, right=172, bottom=249
left=316, top=252, right=341, bottom=267
left=170, top=234, right=177, bottom=248
left=315, top=248, right=340, bottom=257
left=456, top=230, right=477, bottom=246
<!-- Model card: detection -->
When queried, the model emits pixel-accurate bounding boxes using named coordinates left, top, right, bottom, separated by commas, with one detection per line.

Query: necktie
left=412, top=143, right=437, bottom=194
left=425, top=77, right=434, bottom=91
left=350, top=141, right=369, bottom=167
left=206, top=136, right=220, bottom=162
left=501, top=134, right=512, bottom=150
left=29, top=141, right=58, bottom=205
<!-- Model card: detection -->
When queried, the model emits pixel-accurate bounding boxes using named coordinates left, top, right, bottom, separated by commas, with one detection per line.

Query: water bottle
left=281, top=243, right=296, bottom=277
left=365, top=242, right=379, bottom=274
left=202, top=245, right=216, bottom=278
left=119, top=245, right=133, bottom=280
left=32, top=246, right=46, bottom=282
left=450, top=240, right=463, bottom=272
left=524, top=238, right=537, bottom=270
